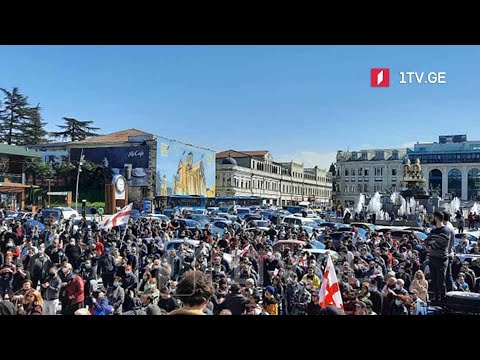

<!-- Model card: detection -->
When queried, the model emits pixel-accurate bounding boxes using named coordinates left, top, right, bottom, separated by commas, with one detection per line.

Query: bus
left=214, top=196, right=264, bottom=207
left=168, top=195, right=207, bottom=210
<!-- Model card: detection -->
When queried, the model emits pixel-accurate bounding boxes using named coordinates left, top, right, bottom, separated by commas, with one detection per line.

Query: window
left=392, top=169, right=397, bottom=176
left=351, top=169, right=356, bottom=176
left=359, top=168, right=363, bottom=176
left=364, top=169, right=369, bottom=176
left=358, top=184, right=362, bottom=192
left=375, top=167, right=383, bottom=176
left=364, top=184, right=368, bottom=192
left=345, top=169, right=349, bottom=176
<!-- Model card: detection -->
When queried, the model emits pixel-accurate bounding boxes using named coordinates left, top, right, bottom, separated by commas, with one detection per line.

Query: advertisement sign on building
left=71, top=146, right=150, bottom=187
left=156, top=139, right=215, bottom=197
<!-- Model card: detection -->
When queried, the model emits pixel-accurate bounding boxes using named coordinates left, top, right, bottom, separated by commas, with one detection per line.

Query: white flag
left=318, top=254, right=344, bottom=310
left=101, top=203, right=133, bottom=230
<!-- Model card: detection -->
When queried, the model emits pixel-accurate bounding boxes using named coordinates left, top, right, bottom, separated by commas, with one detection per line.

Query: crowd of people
left=0, top=206, right=479, bottom=316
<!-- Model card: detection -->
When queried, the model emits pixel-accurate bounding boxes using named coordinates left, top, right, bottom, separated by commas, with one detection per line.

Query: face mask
left=395, top=284, right=402, bottom=290
left=58, top=252, right=63, bottom=257
left=70, top=242, right=75, bottom=246
left=113, top=282, right=119, bottom=288
left=398, top=269, right=404, bottom=274
left=62, top=267, right=68, bottom=273
left=369, top=287, right=375, bottom=292
left=395, top=299, right=402, bottom=306
left=85, top=264, right=91, bottom=269
left=274, top=256, right=280, bottom=261
left=306, top=285, right=312, bottom=290
left=125, top=271, right=131, bottom=275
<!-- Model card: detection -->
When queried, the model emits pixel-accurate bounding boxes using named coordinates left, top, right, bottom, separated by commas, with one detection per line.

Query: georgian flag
left=318, top=254, right=344, bottom=310
left=101, top=203, right=133, bottom=230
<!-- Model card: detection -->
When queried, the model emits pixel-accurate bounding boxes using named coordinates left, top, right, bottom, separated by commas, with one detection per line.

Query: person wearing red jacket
left=61, top=263, right=85, bottom=315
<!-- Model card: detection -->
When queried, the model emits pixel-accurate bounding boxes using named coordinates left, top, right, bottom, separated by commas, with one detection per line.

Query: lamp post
left=75, top=149, right=85, bottom=212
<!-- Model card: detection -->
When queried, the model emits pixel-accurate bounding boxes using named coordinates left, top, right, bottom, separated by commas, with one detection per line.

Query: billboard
left=156, top=139, right=215, bottom=197
left=71, top=145, right=150, bottom=187
left=41, top=149, right=69, bottom=165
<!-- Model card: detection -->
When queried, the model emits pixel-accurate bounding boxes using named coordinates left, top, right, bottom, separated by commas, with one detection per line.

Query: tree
left=329, top=163, right=336, bottom=175
left=50, top=117, right=100, bottom=142
left=0, top=87, right=31, bottom=145
left=25, top=158, right=54, bottom=185
left=21, top=104, right=48, bottom=145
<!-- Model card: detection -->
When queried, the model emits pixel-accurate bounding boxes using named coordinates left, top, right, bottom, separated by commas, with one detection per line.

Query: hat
left=265, top=285, right=275, bottom=295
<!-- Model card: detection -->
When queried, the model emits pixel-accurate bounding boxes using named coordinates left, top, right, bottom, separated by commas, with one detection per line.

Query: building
left=30, top=129, right=216, bottom=206
left=0, top=144, right=41, bottom=210
left=407, top=135, right=480, bottom=201
left=216, top=150, right=332, bottom=207
left=334, top=148, right=407, bottom=207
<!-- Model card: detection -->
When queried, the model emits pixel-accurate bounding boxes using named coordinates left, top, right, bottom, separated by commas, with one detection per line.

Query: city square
left=0, top=46, right=479, bottom=316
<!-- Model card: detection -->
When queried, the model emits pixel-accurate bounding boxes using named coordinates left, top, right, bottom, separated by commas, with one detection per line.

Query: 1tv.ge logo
left=371, top=68, right=447, bottom=87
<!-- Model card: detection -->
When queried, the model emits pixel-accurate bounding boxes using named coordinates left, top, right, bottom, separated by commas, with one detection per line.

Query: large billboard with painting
left=156, top=139, right=215, bottom=197
left=71, top=146, right=150, bottom=187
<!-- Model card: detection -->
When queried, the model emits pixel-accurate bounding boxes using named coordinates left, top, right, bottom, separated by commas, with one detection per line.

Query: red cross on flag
left=318, top=253, right=344, bottom=310
left=101, top=203, right=133, bottom=230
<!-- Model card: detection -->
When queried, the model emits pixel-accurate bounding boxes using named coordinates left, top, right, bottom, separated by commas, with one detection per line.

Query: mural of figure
left=161, top=175, right=168, bottom=196
left=174, top=152, right=207, bottom=195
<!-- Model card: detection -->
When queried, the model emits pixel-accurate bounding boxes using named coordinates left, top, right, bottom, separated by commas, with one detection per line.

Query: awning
left=0, top=183, right=39, bottom=193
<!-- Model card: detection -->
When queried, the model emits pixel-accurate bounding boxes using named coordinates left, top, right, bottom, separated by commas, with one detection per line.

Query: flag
left=240, top=244, right=251, bottom=257
left=101, top=203, right=133, bottom=230
left=318, top=254, right=343, bottom=310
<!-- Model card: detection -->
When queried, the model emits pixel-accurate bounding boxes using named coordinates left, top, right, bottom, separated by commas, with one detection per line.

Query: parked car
left=56, top=207, right=80, bottom=219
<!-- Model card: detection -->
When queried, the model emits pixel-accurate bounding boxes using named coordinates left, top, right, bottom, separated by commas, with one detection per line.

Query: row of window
left=343, top=167, right=398, bottom=176
left=343, top=183, right=397, bottom=194
left=428, top=168, right=480, bottom=200
left=411, top=152, right=480, bottom=163
left=218, top=176, right=331, bottom=197
left=250, top=160, right=329, bottom=182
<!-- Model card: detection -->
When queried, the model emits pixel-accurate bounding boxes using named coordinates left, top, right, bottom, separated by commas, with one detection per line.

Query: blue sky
left=0, top=45, right=478, bottom=169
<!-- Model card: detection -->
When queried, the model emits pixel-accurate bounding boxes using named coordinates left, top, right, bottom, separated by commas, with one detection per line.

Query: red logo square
left=371, top=68, right=390, bottom=87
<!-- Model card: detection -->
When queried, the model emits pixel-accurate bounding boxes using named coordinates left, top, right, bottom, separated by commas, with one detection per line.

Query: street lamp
left=75, top=149, right=85, bottom=212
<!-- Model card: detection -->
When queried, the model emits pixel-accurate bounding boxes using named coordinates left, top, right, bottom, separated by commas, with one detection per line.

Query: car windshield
left=256, top=221, right=269, bottom=227
left=237, top=209, right=250, bottom=214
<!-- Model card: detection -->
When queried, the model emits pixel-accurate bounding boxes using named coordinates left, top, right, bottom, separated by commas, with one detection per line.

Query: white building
left=216, top=150, right=333, bottom=207
left=407, top=135, right=480, bottom=201
left=334, top=148, right=407, bottom=207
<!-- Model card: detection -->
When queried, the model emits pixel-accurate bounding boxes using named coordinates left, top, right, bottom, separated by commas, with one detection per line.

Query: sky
left=0, top=45, right=479, bottom=170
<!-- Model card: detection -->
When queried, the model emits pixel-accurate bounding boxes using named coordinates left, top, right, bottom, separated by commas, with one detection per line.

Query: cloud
left=275, top=151, right=336, bottom=170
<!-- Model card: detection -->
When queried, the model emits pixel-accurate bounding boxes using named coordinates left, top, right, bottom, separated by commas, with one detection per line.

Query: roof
left=216, top=150, right=269, bottom=159
left=71, top=129, right=154, bottom=145
left=0, top=144, right=41, bottom=158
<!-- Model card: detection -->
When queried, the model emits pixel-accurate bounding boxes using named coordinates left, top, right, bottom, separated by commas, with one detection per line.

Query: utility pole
left=48, top=179, right=51, bottom=207
left=75, top=148, right=85, bottom=212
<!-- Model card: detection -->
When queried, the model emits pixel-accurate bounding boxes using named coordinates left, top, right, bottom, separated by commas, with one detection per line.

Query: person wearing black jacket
left=98, top=249, right=116, bottom=288
left=65, top=239, right=82, bottom=271
left=158, top=286, right=179, bottom=313
left=425, top=211, right=452, bottom=302
left=368, top=279, right=383, bottom=315
left=306, top=292, right=322, bottom=315
left=40, top=265, right=62, bottom=315
left=222, top=283, right=249, bottom=315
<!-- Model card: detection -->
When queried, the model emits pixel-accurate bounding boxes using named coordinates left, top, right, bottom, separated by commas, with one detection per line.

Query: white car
left=56, top=207, right=80, bottom=219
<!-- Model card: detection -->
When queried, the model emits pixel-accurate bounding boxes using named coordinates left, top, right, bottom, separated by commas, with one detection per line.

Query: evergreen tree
left=50, top=117, right=100, bottom=142
left=329, top=163, right=336, bottom=175
left=0, top=87, right=31, bottom=145
left=25, top=158, right=54, bottom=185
left=21, top=104, right=48, bottom=145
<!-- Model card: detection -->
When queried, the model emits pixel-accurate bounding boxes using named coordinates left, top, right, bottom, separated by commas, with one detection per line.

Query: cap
left=265, top=285, right=275, bottom=295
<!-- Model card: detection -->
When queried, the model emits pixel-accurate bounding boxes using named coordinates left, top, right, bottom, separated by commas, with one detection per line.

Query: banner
left=156, top=139, right=215, bottom=197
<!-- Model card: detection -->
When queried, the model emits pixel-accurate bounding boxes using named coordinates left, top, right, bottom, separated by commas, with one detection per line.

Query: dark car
left=243, top=213, right=263, bottom=222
